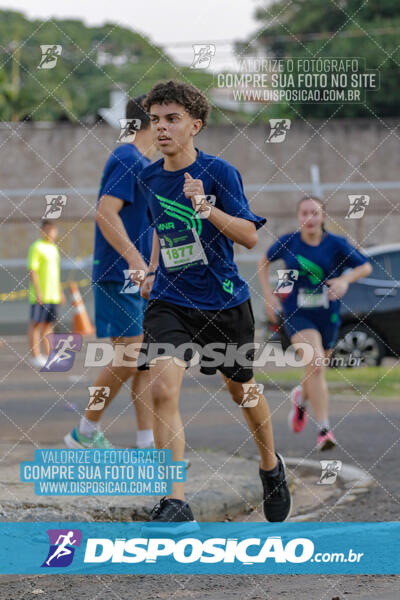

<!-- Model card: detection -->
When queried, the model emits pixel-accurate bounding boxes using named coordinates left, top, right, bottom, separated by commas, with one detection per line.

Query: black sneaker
left=141, top=497, right=199, bottom=535
left=259, top=453, right=292, bottom=522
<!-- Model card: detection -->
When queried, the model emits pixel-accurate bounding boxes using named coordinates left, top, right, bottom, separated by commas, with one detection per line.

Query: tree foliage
left=242, top=0, right=400, bottom=118
left=0, top=10, right=213, bottom=122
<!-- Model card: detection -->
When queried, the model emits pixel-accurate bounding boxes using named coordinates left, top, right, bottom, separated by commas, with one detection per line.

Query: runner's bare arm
left=338, top=261, right=372, bottom=284
left=96, top=194, right=147, bottom=273
left=206, top=205, right=258, bottom=249
left=59, top=282, right=66, bottom=305
left=148, top=229, right=159, bottom=273
left=326, top=261, right=372, bottom=300
left=258, top=255, right=281, bottom=323
left=140, top=230, right=159, bottom=299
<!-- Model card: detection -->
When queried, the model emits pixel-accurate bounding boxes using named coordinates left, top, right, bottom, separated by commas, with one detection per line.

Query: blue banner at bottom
left=1, top=522, right=399, bottom=574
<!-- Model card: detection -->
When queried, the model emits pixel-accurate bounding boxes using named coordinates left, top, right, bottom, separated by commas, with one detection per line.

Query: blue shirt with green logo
left=139, top=149, right=266, bottom=310
left=267, top=231, right=369, bottom=316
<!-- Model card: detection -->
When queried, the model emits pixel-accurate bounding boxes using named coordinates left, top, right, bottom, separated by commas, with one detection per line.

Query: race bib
left=297, top=285, right=330, bottom=309
left=159, top=228, right=208, bottom=272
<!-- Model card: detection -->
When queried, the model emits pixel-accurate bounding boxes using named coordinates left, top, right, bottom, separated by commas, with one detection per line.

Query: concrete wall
left=1, top=119, right=399, bottom=259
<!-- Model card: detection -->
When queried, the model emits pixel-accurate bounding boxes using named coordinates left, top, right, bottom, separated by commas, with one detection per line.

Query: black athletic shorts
left=138, top=298, right=255, bottom=383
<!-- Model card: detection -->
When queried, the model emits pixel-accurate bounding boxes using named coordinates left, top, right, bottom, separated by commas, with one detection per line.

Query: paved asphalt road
left=0, top=337, right=399, bottom=598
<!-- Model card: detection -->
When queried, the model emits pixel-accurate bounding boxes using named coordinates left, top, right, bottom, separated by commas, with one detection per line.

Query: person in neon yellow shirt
left=27, top=220, right=66, bottom=368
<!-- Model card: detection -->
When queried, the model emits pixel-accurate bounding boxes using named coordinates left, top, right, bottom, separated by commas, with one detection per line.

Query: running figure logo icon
left=266, top=119, right=291, bottom=143
left=190, top=44, right=216, bottom=69
left=38, top=45, right=62, bottom=69
left=87, top=386, right=110, bottom=411
left=274, top=270, right=299, bottom=296
left=42, top=529, right=82, bottom=568
left=317, top=460, right=342, bottom=485
left=117, top=119, right=141, bottom=143
left=43, top=194, right=67, bottom=219
left=120, top=269, right=145, bottom=293
left=42, top=334, right=82, bottom=372
left=240, top=383, right=264, bottom=408
left=346, top=195, right=370, bottom=219
left=193, top=194, right=216, bottom=218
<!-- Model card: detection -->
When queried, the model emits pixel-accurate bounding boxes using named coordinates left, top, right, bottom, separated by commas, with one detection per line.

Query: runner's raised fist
left=183, top=172, right=205, bottom=205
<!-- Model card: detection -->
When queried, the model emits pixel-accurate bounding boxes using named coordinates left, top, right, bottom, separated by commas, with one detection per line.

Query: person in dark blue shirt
left=259, top=196, right=372, bottom=451
left=65, top=96, right=157, bottom=451
left=137, top=80, right=291, bottom=531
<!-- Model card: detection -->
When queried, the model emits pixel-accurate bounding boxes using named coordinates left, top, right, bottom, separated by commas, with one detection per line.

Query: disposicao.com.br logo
left=83, top=536, right=363, bottom=565
left=1, top=522, right=396, bottom=574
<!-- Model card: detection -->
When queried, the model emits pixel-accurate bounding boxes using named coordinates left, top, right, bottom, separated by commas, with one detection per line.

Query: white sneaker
left=29, top=355, right=47, bottom=369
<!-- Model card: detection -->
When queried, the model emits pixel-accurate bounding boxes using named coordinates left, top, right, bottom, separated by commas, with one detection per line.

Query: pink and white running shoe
left=288, top=385, right=308, bottom=433
left=317, top=429, right=337, bottom=451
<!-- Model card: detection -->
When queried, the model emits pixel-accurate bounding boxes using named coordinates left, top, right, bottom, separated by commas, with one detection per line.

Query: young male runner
left=65, top=96, right=156, bottom=450
left=27, top=220, right=66, bottom=368
left=138, top=80, right=291, bottom=529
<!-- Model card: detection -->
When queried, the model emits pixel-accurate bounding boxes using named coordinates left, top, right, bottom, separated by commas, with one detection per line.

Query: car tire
left=331, top=323, right=385, bottom=368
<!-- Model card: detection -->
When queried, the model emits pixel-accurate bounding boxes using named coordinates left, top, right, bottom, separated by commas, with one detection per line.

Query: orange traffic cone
left=69, top=281, right=95, bottom=335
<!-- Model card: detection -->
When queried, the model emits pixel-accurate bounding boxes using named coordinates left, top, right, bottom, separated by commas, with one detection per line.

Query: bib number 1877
left=165, top=245, right=193, bottom=260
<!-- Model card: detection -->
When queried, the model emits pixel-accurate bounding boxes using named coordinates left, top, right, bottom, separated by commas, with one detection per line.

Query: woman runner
left=259, top=196, right=372, bottom=450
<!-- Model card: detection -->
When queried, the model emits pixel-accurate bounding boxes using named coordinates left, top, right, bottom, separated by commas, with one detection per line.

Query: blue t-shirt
left=139, top=149, right=266, bottom=310
left=266, top=231, right=369, bottom=316
left=92, top=144, right=152, bottom=283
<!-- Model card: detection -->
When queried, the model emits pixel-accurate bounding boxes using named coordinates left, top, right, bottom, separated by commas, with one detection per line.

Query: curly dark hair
left=144, top=80, right=210, bottom=129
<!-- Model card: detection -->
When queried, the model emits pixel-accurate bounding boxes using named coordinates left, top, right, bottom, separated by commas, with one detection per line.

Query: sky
left=0, top=0, right=267, bottom=70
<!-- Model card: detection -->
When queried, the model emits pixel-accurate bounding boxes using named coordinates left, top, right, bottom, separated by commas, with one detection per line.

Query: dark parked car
left=268, top=244, right=400, bottom=367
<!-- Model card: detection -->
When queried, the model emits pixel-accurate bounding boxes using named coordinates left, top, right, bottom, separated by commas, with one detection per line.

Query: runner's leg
left=222, top=375, right=277, bottom=471
left=149, top=357, right=186, bottom=500
left=131, top=369, right=154, bottom=446
left=28, top=320, right=42, bottom=358
left=40, top=321, right=54, bottom=357
left=292, top=329, right=329, bottom=426
left=221, top=373, right=291, bottom=521
left=83, top=335, right=145, bottom=426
